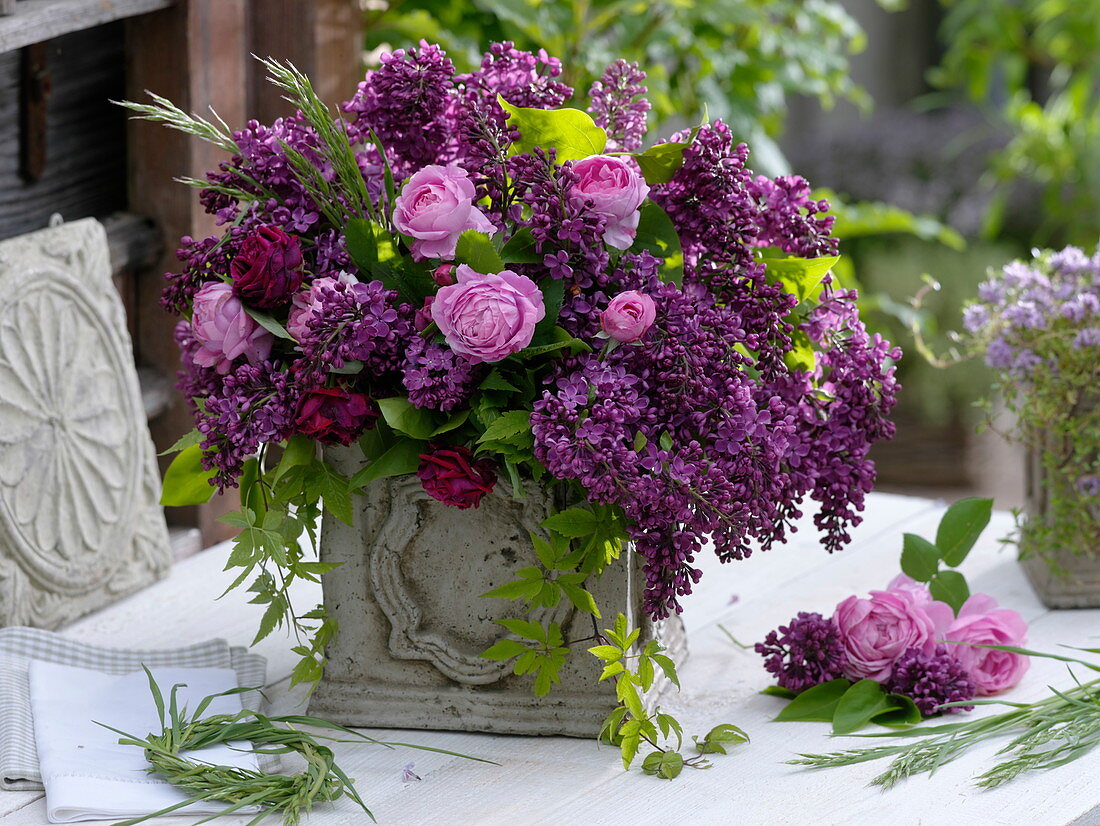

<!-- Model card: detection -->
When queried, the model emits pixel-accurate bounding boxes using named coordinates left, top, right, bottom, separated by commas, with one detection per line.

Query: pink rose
left=393, top=163, right=495, bottom=260
left=600, top=290, right=656, bottom=342
left=946, top=595, right=1030, bottom=695
left=569, top=155, right=650, bottom=250
left=190, top=282, right=273, bottom=374
left=287, top=273, right=357, bottom=342
left=834, top=588, right=954, bottom=682
left=431, top=265, right=545, bottom=364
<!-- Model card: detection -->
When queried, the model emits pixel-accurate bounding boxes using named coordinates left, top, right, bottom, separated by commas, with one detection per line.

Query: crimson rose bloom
left=417, top=447, right=496, bottom=509
left=231, top=225, right=305, bottom=308
left=295, top=387, right=377, bottom=445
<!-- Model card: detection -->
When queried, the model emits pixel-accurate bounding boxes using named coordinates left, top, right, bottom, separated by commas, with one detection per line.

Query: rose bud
left=294, top=386, right=378, bottom=445
left=569, top=155, right=650, bottom=249
left=600, top=290, right=657, bottom=343
left=431, top=265, right=545, bottom=364
left=230, top=225, right=305, bottom=308
left=190, top=282, right=273, bottom=374
left=417, top=446, right=496, bottom=509
left=414, top=296, right=436, bottom=332
left=393, top=163, right=495, bottom=260
left=433, top=264, right=456, bottom=286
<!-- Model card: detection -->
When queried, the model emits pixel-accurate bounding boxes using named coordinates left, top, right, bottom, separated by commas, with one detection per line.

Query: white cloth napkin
left=29, top=661, right=260, bottom=823
left=0, top=626, right=270, bottom=791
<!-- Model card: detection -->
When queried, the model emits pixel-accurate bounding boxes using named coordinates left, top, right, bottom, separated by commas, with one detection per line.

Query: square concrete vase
left=309, top=445, right=685, bottom=736
left=1020, top=439, right=1100, bottom=608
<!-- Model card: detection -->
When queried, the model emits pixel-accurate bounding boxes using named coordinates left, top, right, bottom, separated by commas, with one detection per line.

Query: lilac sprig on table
left=756, top=498, right=1028, bottom=732
left=120, top=41, right=901, bottom=775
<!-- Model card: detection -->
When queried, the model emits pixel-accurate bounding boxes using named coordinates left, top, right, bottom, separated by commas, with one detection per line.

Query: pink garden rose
left=431, top=264, right=545, bottom=364
left=570, top=155, right=650, bottom=250
left=393, top=163, right=495, bottom=260
left=834, top=588, right=954, bottom=681
left=600, top=290, right=656, bottom=342
left=287, top=273, right=357, bottom=342
left=946, top=594, right=1030, bottom=695
left=190, top=282, right=273, bottom=374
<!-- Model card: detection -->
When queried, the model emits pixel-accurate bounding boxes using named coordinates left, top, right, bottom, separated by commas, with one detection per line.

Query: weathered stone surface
left=0, top=218, right=171, bottom=628
left=310, top=445, right=685, bottom=737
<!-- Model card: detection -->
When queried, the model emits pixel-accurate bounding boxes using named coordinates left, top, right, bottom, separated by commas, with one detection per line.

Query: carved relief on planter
left=368, top=474, right=571, bottom=684
left=0, top=219, right=172, bottom=628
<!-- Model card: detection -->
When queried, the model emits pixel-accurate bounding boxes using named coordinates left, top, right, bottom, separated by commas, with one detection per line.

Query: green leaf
left=542, top=507, right=599, bottom=538
left=273, top=434, right=315, bottom=483
left=632, top=141, right=689, bottom=185
left=760, top=685, right=799, bottom=700
left=479, top=369, right=520, bottom=393
left=500, top=227, right=542, bottom=264
left=560, top=582, right=601, bottom=618
left=650, top=653, right=680, bottom=689
left=243, top=306, right=294, bottom=340
left=901, top=533, right=941, bottom=582
left=641, top=750, right=684, bottom=779
left=832, top=679, right=898, bottom=735
left=480, top=639, right=528, bottom=661
left=819, top=189, right=966, bottom=250
left=632, top=431, right=647, bottom=451
left=160, top=444, right=217, bottom=506
left=454, top=230, right=505, bottom=273
left=158, top=428, right=202, bottom=456
left=497, top=618, right=545, bottom=642
left=530, top=277, right=565, bottom=346
left=348, top=438, right=425, bottom=489
left=376, top=397, right=437, bottom=440
left=630, top=202, right=683, bottom=284
left=929, top=570, right=971, bottom=614
left=481, top=576, right=542, bottom=601
left=935, top=497, right=993, bottom=567
left=588, top=644, right=623, bottom=662
left=761, top=254, right=840, bottom=302
left=432, top=409, right=469, bottom=436
left=774, top=678, right=851, bottom=723
left=477, top=410, right=532, bottom=444
left=784, top=329, right=816, bottom=373
left=873, top=694, right=923, bottom=727
left=498, top=96, right=607, bottom=163
left=515, top=327, right=590, bottom=359
left=312, top=460, right=353, bottom=526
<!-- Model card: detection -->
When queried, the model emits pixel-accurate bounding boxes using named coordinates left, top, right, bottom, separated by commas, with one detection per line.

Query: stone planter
left=309, top=446, right=686, bottom=736
left=1020, top=435, right=1100, bottom=608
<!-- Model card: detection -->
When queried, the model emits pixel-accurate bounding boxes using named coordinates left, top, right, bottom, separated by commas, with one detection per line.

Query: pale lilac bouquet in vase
left=124, top=41, right=899, bottom=775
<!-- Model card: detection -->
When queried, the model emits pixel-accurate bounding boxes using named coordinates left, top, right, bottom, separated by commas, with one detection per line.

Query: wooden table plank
left=4, top=493, right=1099, bottom=825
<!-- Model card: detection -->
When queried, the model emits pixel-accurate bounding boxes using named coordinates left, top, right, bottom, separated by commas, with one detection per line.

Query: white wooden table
left=2, top=492, right=1099, bottom=826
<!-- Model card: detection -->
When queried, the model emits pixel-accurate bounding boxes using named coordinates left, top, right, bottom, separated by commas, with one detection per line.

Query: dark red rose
left=230, top=225, right=305, bottom=308
left=417, top=446, right=496, bottom=509
left=294, top=387, right=377, bottom=445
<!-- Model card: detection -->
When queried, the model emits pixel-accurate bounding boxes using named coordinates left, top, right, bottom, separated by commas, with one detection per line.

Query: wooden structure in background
left=0, top=0, right=363, bottom=550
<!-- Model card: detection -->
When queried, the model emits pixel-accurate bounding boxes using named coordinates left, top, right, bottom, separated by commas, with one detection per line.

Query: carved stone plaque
left=311, top=445, right=685, bottom=737
left=0, top=218, right=171, bottom=628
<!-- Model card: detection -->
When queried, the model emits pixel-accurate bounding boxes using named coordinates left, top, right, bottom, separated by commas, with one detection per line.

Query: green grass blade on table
left=100, top=669, right=496, bottom=825
left=787, top=646, right=1100, bottom=790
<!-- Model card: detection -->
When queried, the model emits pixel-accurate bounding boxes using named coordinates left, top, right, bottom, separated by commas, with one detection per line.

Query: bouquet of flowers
left=129, top=42, right=899, bottom=756
left=957, top=246, right=1100, bottom=560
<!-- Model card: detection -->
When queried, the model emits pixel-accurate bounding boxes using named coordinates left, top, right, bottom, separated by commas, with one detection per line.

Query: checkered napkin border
left=0, top=627, right=270, bottom=791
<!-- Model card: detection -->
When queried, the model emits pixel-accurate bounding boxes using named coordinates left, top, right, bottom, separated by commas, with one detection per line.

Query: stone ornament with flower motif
left=0, top=218, right=171, bottom=628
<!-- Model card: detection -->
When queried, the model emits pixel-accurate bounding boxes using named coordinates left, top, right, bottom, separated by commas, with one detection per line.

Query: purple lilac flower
left=755, top=612, right=848, bottom=693
left=402, top=337, right=483, bottom=412
left=296, top=278, right=414, bottom=387
left=587, top=60, right=650, bottom=152
left=196, top=361, right=300, bottom=488
left=886, top=645, right=976, bottom=716
left=459, top=42, right=572, bottom=110
left=1074, top=328, right=1100, bottom=348
left=342, top=41, right=457, bottom=177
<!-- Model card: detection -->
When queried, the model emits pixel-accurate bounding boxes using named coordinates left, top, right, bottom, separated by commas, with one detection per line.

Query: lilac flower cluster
left=887, top=646, right=976, bottom=716
left=402, top=337, right=482, bottom=412
left=755, top=612, right=848, bottom=693
left=295, top=278, right=413, bottom=386
left=196, top=361, right=299, bottom=487
left=587, top=60, right=650, bottom=153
